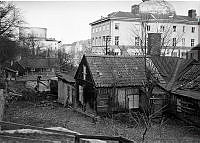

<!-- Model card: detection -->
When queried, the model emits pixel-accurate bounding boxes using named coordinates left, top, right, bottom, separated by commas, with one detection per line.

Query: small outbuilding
left=57, top=73, right=75, bottom=107
left=74, top=55, right=149, bottom=115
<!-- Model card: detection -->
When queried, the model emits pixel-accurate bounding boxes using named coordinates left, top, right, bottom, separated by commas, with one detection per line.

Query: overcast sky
left=13, top=1, right=200, bottom=44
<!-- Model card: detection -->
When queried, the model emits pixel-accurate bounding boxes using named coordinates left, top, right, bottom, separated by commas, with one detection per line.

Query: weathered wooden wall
left=168, top=94, right=200, bottom=125
left=97, top=87, right=140, bottom=113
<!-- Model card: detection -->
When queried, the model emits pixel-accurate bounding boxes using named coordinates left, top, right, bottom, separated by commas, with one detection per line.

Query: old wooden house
left=57, top=73, right=75, bottom=106
left=167, top=59, right=200, bottom=125
left=74, top=55, right=154, bottom=114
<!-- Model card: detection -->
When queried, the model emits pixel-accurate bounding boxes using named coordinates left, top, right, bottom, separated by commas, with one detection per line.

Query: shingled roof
left=81, top=55, right=147, bottom=87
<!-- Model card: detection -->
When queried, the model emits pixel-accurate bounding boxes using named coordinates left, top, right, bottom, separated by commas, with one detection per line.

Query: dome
left=139, top=0, right=176, bottom=18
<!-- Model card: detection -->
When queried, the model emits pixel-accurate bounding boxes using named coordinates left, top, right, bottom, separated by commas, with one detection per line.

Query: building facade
left=90, top=0, right=200, bottom=58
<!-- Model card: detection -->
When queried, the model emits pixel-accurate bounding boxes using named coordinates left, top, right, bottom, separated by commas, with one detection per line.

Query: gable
left=74, top=55, right=95, bottom=85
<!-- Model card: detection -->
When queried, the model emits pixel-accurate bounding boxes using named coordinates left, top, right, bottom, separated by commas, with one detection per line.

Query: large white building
left=19, top=27, right=62, bottom=58
left=90, top=0, right=200, bottom=58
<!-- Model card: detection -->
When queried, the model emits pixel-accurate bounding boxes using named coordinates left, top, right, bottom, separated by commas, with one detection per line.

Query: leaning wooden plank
left=0, top=120, right=76, bottom=137
left=0, top=134, right=60, bottom=143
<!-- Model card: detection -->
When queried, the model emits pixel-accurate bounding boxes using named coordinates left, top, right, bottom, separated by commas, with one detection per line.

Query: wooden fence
left=0, top=121, right=135, bottom=143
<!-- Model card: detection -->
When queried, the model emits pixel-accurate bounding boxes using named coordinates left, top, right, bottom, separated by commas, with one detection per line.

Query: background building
left=90, top=0, right=200, bottom=58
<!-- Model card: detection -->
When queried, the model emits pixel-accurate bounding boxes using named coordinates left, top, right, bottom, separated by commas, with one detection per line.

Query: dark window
left=192, top=27, right=195, bottom=33
left=115, top=23, right=119, bottom=30
left=135, top=37, right=140, bottom=46
left=147, top=25, right=150, bottom=31
left=115, top=36, right=119, bottom=45
left=172, top=38, right=176, bottom=46
left=173, top=26, right=176, bottom=32
left=191, top=39, right=195, bottom=47
left=183, top=26, right=185, bottom=32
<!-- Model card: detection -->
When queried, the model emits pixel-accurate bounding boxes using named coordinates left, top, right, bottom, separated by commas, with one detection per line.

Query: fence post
left=0, top=89, right=5, bottom=130
left=75, top=135, right=80, bottom=143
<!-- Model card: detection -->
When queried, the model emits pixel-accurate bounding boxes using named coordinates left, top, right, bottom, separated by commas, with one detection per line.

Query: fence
left=0, top=120, right=135, bottom=143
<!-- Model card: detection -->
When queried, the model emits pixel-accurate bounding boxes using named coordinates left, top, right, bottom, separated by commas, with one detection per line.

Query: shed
left=57, top=73, right=75, bottom=107
left=74, top=55, right=148, bottom=114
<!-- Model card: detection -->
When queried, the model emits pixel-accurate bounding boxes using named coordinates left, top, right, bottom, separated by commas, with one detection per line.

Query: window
left=172, top=38, right=176, bottom=46
left=191, top=39, right=195, bottom=47
left=128, top=94, right=139, bottom=109
left=115, top=36, right=119, bottom=45
left=135, top=37, right=140, bottom=46
left=183, top=26, right=185, bottom=33
left=173, top=26, right=176, bottom=32
left=79, top=85, right=83, bottom=104
left=181, top=52, right=186, bottom=57
left=115, top=23, right=119, bottom=30
left=99, top=37, right=102, bottom=45
left=83, top=65, right=86, bottom=80
left=192, top=27, right=195, bottom=33
left=182, top=38, right=185, bottom=46
left=146, top=25, right=150, bottom=31
left=177, top=98, right=182, bottom=112
left=160, top=25, right=165, bottom=32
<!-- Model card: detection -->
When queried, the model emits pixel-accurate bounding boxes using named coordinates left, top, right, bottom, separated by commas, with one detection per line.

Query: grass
left=3, top=100, right=200, bottom=143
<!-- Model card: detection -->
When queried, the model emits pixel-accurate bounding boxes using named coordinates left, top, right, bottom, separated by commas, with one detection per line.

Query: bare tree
left=0, top=2, right=24, bottom=38
left=19, top=33, right=43, bottom=57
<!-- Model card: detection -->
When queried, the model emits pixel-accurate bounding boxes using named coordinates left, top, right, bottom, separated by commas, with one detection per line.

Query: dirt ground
left=3, top=99, right=200, bottom=143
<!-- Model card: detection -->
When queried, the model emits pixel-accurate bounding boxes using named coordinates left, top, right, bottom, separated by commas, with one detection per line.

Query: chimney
left=188, top=9, right=197, bottom=19
left=147, top=33, right=161, bottom=56
left=131, top=5, right=139, bottom=15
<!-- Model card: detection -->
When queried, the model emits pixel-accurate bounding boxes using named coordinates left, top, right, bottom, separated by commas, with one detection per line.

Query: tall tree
left=0, top=1, right=23, bottom=38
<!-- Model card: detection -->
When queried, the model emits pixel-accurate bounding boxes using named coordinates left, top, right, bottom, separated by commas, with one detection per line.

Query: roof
left=57, top=73, right=75, bottom=83
left=90, top=11, right=198, bottom=25
left=172, top=90, right=200, bottom=100
left=150, top=56, right=182, bottom=82
left=191, top=43, right=200, bottom=50
left=4, top=67, right=17, bottom=73
left=18, top=58, right=59, bottom=69
left=81, top=55, right=147, bottom=87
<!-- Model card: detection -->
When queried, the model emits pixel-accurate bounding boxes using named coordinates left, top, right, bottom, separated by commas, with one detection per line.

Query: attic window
left=83, top=65, right=86, bottom=80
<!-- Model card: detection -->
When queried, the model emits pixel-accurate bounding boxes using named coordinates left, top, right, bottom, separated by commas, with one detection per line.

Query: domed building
left=90, top=0, right=199, bottom=58
left=139, top=0, right=176, bottom=18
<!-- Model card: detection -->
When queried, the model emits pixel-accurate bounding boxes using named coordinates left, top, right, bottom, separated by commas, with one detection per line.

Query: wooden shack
left=166, top=60, right=200, bottom=125
left=74, top=55, right=149, bottom=114
left=57, top=73, right=75, bottom=106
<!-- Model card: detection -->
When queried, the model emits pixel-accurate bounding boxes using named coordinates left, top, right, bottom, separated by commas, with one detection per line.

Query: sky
left=13, top=1, right=200, bottom=44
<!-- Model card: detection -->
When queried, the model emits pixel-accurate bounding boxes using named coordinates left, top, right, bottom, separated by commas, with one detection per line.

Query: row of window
left=173, top=38, right=195, bottom=47
left=146, top=25, right=196, bottom=33
left=93, top=23, right=196, bottom=34
left=92, top=24, right=110, bottom=33
left=92, top=36, right=119, bottom=46
left=134, top=36, right=195, bottom=47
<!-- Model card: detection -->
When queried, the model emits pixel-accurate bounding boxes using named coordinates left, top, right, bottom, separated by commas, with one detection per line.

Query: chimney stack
left=188, top=9, right=197, bottom=19
left=131, top=5, right=139, bottom=15
left=147, top=33, right=161, bottom=56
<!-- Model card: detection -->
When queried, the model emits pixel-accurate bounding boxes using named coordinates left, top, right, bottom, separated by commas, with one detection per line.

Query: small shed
left=74, top=55, right=148, bottom=114
left=57, top=73, right=75, bottom=106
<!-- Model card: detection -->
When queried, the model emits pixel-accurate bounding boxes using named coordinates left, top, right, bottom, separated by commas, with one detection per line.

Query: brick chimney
left=131, top=5, right=139, bottom=15
left=188, top=9, right=197, bottom=19
left=147, top=33, right=161, bottom=56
